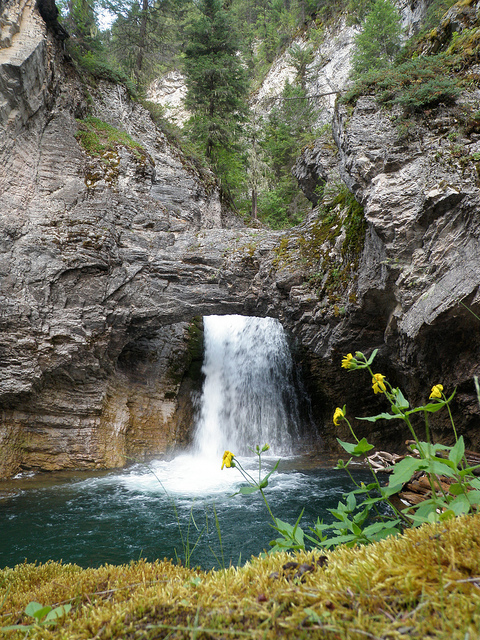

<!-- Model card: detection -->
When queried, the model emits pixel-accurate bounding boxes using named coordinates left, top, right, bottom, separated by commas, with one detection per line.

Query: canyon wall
left=1, top=0, right=480, bottom=478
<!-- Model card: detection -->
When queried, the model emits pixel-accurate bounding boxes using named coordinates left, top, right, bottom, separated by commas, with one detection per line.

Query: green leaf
left=336, top=437, right=374, bottom=456
left=44, top=605, right=71, bottom=623
left=406, top=500, right=441, bottom=525
left=448, top=436, right=465, bottom=467
left=25, top=602, right=51, bottom=620
left=458, top=464, right=480, bottom=478
left=468, top=477, right=480, bottom=489
left=270, top=511, right=305, bottom=552
left=381, top=482, right=404, bottom=498
left=353, top=507, right=370, bottom=526
left=428, top=460, right=458, bottom=478
left=393, top=388, right=409, bottom=410
left=467, top=490, right=480, bottom=506
left=365, top=348, right=378, bottom=365
left=0, top=624, right=35, bottom=631
left=448, top=493, right=471, bottom=516
left=406, top=401, right=445, bottom=415
left=363, top=520, right=401, bottom=536
left=272, top=518, right=294, bottom=536
left=330, top=508, right=348, bottom=523
left=238, top=485, right=260, bottom=495
left=259, top=459, right=280, bottom=488
left=336, top=438, right=357, bottom=454
left=358, top=412, right=403, bottom=422
left=346, top=492, right=356, bottom=512
left=369, top=526, right=401, bottom=541
left=358, top=495, right=385, bottom=506
left=448, top=483, right=464, bottom=496
left=439, top=509, right=456, bottom=522
left=319, top=533, right=359, bottom=548
left=388, top=456, right=425, bottom=487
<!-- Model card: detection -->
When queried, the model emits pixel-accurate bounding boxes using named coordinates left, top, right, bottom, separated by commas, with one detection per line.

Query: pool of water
left=0, top=454, right=378, bottom=570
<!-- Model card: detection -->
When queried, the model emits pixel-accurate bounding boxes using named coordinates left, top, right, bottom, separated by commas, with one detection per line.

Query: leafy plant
left=226, top=350, right=480, bottom=553
left=255, top=80, right=319, bottom=228
left=75, top=116, right=146, bottom=159
left=326, top=351, right=480, bottom=534
left=1, top=601, right=72, bottom=632
left=68, top=45, right=138, bottom=97
left=343, top=54, right=460, bottom=112
left=221, top=445, right=302, bottom=549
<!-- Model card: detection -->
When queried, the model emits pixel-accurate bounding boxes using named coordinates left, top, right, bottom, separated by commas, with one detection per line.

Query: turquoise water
left=0, top=315, right=378, bottom=570
left=0, top=456, right=375, bottom=569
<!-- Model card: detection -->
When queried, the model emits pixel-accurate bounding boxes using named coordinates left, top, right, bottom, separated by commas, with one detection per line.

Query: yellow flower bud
left=372, top=373, right=386, bottom=394
left=333, top=407, right=345, bottom=426
left=341, top=353, right=354, bottom=369
left=429, top=384, right=444, bottom=399
left=221, top=450, right=235, bottom=469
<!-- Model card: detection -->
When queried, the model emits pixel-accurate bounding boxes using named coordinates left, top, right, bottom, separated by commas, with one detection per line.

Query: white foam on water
left=84, top=316, right=303, bottom=499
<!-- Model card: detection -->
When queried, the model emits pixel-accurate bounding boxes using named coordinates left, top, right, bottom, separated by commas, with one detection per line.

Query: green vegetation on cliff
left=61, top=0, right=480, bottom=228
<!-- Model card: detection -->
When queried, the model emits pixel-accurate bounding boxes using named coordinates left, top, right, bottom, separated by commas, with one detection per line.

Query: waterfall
left=192, top=315, right=301, bottom=460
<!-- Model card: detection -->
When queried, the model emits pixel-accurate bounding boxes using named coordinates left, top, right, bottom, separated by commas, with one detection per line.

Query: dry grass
left=1, top=514, right=480, bottom=639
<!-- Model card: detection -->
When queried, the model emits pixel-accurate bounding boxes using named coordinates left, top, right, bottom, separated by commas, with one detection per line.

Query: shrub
left=68, top=46, right=138, bottom=98
left=343, top=54, right=461, bottom=112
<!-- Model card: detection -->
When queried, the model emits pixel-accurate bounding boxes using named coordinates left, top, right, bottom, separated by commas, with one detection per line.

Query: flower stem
left=260, top=489, right=276, bottom=525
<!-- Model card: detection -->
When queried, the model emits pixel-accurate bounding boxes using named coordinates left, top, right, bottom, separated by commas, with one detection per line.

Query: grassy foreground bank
left=1, top=514, right=479, bottom=639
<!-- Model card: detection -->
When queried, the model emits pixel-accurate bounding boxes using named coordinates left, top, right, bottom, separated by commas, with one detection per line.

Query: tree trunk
left=252, top=187, right=257, bottom=219
left=135, top=0, right=149, bottom=82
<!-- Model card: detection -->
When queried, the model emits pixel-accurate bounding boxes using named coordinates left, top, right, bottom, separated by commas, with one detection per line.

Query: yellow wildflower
left=372, top=373, right=386, bottom=394
left=429, top=384, right=444, bottom=399
left=333, top=407, right=345, bottom=426
left=341, top=353, right=354, bottom=369
left=221, top=450, right=235, bottom=470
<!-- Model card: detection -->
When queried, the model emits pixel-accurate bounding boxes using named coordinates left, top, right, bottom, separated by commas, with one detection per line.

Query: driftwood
left=367, top=450, right=404, bottom=472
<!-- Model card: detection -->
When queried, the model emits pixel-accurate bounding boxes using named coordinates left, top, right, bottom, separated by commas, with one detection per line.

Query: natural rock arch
left=3, top=0, right=480, bottom=479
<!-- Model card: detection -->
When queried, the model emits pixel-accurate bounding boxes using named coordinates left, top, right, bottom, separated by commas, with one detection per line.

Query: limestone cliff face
left=0, top=0, right=252, bottom=476
left=329, top=93, right=480, bottom=445
left=291, top=31, right=480, bottom=451
left=2, top=0, right=480, bottom=478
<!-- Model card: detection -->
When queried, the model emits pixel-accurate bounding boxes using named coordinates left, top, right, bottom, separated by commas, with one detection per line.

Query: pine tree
left=258, top=81, right=317, bottom=227
left=183, top=0, right=249, bottom=171
left=62, top=0, right=101, bottom=54
left=100, top=0, right=187, bottom=87
left=351, top=0, right=402, bottom=78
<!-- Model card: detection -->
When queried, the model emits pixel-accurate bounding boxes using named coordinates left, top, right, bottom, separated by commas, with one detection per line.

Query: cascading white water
left=192, top=315, right=301, bottom=460
left=113, top=314, right=304, bottom=496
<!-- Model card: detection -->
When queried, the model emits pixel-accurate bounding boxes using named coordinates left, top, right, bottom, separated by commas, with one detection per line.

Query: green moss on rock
left=75, top=116, right=146, bottom=159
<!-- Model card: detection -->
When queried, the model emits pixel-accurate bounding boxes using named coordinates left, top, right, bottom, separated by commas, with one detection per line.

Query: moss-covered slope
left=1, top=514, right=479, bottom=638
